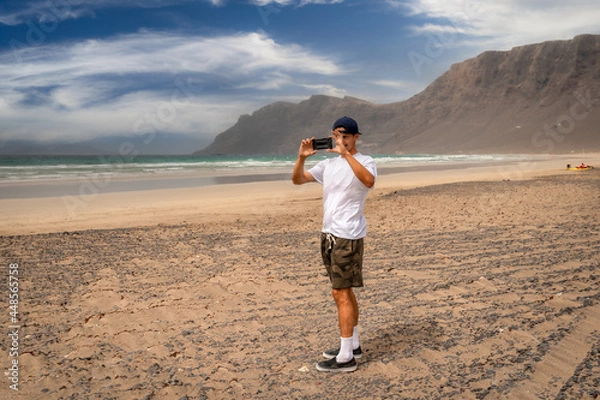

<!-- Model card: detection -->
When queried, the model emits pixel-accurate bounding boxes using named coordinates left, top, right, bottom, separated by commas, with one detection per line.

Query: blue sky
left=0, top=0, right=598, bottom=152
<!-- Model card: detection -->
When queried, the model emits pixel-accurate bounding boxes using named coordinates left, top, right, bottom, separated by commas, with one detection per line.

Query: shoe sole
left=315, top=363, right=357, bottom=372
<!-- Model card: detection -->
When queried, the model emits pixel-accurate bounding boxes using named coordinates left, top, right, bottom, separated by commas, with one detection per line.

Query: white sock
left=336, top=336, right=354, bottom=363
left=352, top=325, right=360, bottom=349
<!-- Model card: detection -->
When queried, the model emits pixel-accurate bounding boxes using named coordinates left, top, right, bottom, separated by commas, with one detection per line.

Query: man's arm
left=292, top=138, right=317, bottom=185
left=341, top=153, right=375, bottom=188
left=328, top=130, right=375, bottom=188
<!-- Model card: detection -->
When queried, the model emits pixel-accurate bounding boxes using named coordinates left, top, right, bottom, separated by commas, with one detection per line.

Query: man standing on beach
left=292, top=116, right=377, bottom=372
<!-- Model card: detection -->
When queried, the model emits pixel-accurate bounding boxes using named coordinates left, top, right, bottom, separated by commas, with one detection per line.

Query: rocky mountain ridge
left=196, top=34, right=600, bottom=155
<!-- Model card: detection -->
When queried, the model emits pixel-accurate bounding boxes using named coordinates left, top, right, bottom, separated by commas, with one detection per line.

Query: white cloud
left=399, top=0, right=600, bottom=49
left=3, top=31, right=341, bottom=85
left=250, top=0, right=343, bottom=6
left=0, top=0, right=345, bottom=26
left=299, top=83, right=347, bottom=97
left=297, top=0, right=344, bottom=5
left=0, top=0, right=197, bottom=25
left=0, top=31, right=344, bottom=142
left=0, top=92, right=249, bottom=143
left=251, top=0, right=295, bottom=6
left=371, top=79, right=420, bottom=91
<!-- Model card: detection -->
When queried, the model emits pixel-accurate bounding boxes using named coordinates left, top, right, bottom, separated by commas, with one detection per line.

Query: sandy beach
left=1, top=155, right=599, bottom=399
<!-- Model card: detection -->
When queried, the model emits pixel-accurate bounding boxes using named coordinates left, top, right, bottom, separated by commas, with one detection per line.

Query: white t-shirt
left=308, top=153, right=377, bottom=240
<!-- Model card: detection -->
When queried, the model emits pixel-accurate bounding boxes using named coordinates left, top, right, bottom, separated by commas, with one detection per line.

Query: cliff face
left=196, top=34, right=600, bottom=155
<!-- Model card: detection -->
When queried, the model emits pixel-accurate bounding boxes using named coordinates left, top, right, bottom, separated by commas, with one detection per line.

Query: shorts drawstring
left=325, top=233, right=336, bottom=252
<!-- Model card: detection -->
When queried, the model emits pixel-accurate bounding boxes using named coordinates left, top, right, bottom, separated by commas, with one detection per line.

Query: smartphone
left=312, top=137, right=334, bottom=150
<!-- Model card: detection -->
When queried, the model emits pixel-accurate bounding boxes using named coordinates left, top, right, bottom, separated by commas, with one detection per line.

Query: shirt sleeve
left=363, top=156, right=377, bottom=174
left=361, top=155, right=377, bottom=188
left=307, top=160, right=326, bottom=184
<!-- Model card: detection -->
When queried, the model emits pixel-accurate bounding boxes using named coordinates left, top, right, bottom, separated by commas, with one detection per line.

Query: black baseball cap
left=332, top=116, right=361, bottom=135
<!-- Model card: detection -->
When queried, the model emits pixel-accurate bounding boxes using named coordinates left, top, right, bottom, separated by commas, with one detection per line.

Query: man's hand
left=327, top=129, right=375, bottom=188
left=293, top=137, right=318, bottom=185
left=328, top=129, right=350, bottom=157
left=299, top=137, right=318, bottom=158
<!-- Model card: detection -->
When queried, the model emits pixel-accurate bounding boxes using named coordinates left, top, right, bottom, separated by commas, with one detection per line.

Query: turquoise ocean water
left=0, top=154, right=524, bottom=199
left=0, top=154, right=517, bottom=183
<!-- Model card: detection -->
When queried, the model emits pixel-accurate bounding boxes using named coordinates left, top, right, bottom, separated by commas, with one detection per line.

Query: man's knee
left=332, top=287, right=353, bottom=304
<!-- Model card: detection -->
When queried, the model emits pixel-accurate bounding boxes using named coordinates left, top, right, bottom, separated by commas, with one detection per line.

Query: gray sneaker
left=316, top=357, right=357, bottom=372
left=322, top=346, right=363, bottom=360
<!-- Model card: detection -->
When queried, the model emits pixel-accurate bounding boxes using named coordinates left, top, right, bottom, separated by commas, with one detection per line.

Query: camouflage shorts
left=320, top=233, right=364, bottom=289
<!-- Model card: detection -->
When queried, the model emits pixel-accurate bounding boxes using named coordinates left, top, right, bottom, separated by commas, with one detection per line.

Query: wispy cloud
left=0, top=0, right=196, bottom=25
left=0, top=0, right=345, bottom=26
left=299, top=83, right=347, bottom=97
left=0, top=31, right=344, bottom=142
left=399, top=0, right=600, bottom=49
left=371, top=79, right=420, bottom=91
left=250, top=0, right=343, bottom=7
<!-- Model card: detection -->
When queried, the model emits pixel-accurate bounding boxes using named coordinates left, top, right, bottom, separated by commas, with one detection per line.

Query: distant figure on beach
left=292, top=116, right=377, bottom=372
left=567, top=163, right=591, bottom=170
